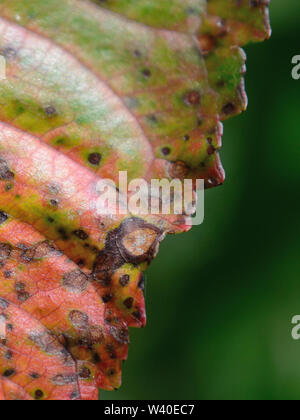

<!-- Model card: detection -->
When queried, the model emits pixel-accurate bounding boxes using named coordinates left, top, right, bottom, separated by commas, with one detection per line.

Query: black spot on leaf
left=3, top=369, right=15, bottom=377
left=88, top=153, right=102, bottom=166
left=34, top=390, right=44, bottom=400
left=0, top=211, right=8, bottom=225
left=73, top=230, right=89, bottom=240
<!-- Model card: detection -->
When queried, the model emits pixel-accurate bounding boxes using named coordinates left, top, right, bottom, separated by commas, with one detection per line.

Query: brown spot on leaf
left=207, top=145, right=216, bottom=155
left=51, top=374, right=77, bottom=385
left=63, top=270, right=89, bottom=293
left=0, top=211, right=8, bottom=225
left=48, top=184, right=60, bottom=195
left=85, top=325, right=104, bottom=345
left=141, top=68, right=151, bottom=78
left=222, top=103, right=236, bottom=116
left=168, top=160, right=190, bottom=179
left=0, top=159, right=14, bottom=181
left=147, top=114, right=158, bottom=124
left=93, top=250, right=124, bottom=286
left=106, top=344, right=117, bottom=359
left=250, top=0, right=268, bottom=7
left=29, top=372, right=40, bottom=379
left=15, top=282, right=25, bottom=292
left=73, top=230, right=89, bottom=240
left=121, top=229, right=158, bottom=260
left=5, top=351, right=12, bottom=360
left=68, top=310, right=89, bottom=329
left=93, top=218, right=162, bottom=285
left=0, top=314, right=7, bottom=322
left=2, top=47, right=17, bottom=60
left=93, top=353, right=101, bottom=364
left=205, top=177, right=223, bottom=188
left=110, top=326, right=129, bottom=345
left=161, top=147, right=171, bottom=156
left=20, top=242, right=54, bottom=263
left=133, top=49, right=142, bottom=58
left=123, top=297, right=134, bottom=309
left=29, top=332, right=64, bottom=357
left=216, top=80, right=226, bottom=88
left=20, top=247, right=35, bottom=263
left=4, top=184, right=13, bottom=192
left=3, top=369, right=15, bottom=377
left=17, top=243, right=28, bottom=251
left=0, top=243, right=12, bottom=261
left=4, top=271, right=12, bottom=279
left=119, top=274, right=130, bottom=287
left=138, top=274, right=145, bottom=291
left=77, top=259, right=85, bottom=267
left=44, top=105, right=56, bottom=116
left=34, top=241, right=55, bottom=259
left=185, top=91, right=201, bottom=106
left=79, top=367, right=91, bottom=379
left=102, top=293, right=113, bottom=303
left=17, top=291, right=30, bottom=302
left=197, top=34, right=215, bottom=55
left=34, top=390, right=44, bottom=400
left=88, top=153, right=102, bottom=166
left=57, top=227, right=69, bottom=241
left=132, top=311, right=142, bottom=320
left=70, top=390, right=80, bottom=400
left=50, top=199, right=58, bottom=207
left=118, top=219, right=162, bottom=265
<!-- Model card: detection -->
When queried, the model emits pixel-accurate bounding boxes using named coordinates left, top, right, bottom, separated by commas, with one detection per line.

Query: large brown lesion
left=114, top=218, right=163, bottom=265
left=62, top=270, right=89, bottom=293
left=29, top=331, right=74, bottom=366
left=121, top=228, right=158, bottom=260
left=92, top=217, right=163, bottom=285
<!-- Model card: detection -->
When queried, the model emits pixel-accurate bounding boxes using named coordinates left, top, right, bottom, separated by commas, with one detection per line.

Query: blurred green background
left=102, top=0, right=300, bottom=400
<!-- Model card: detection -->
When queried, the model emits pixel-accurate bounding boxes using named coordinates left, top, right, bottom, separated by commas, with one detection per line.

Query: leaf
left=0, top=0, right=270, bottom=399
